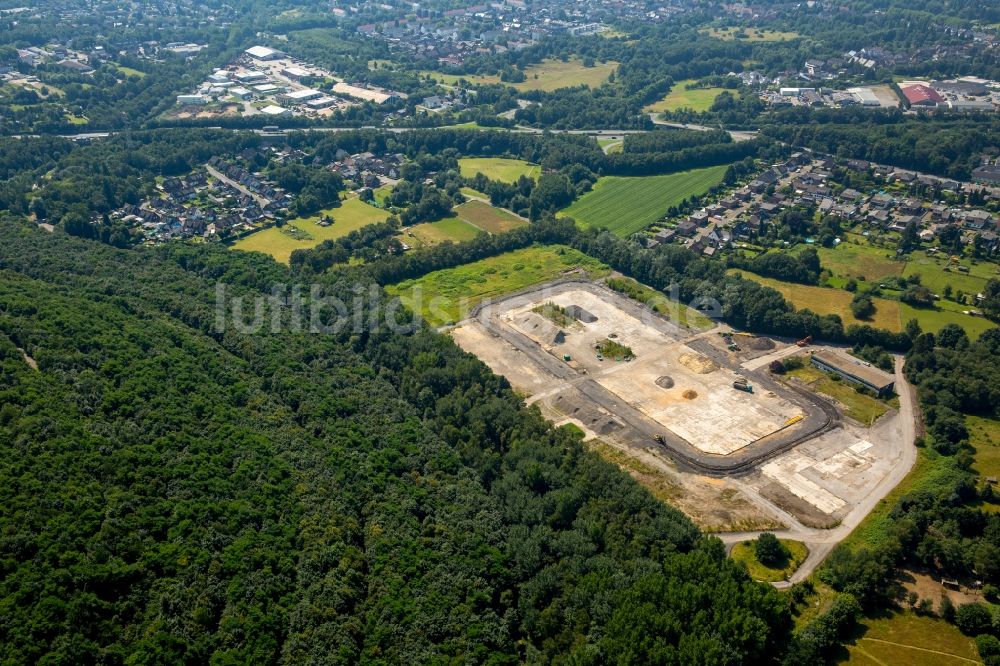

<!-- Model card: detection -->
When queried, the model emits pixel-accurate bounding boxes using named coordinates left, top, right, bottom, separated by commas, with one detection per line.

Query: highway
left=12, top=121, right=757, bottom=144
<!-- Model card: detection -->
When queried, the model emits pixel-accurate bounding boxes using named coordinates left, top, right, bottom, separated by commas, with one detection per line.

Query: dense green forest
left=0, top=219, right=792, bottom=663
left=761, top=111, right=1000, bottom=180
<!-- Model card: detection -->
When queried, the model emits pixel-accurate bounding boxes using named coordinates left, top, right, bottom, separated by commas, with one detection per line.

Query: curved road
left=719, top=355, right=918, bottom=588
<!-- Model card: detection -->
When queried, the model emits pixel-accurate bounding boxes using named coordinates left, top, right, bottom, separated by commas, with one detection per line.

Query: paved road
left=472, top=280, right=839, bottom=476
left=741, top=342, right=812, bottom=372
left=205, top=164, right=270, bottom=208
left=648, top=114, right=759, bottom=142
left=719, top=355, right=918, bottom=587
left=18, top=122, right=757, bottom=143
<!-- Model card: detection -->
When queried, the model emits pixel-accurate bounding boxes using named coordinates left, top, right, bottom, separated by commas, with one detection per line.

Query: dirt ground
left=450, top=279, right=907, bottom=535
left=899, top=569, right=984, bottom=607
left=586, top=439, right=786, bottom=532
left=499, top=287, right=802, bottom=455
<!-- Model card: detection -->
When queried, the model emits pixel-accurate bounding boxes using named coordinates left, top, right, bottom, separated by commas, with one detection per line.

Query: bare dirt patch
left=899, top=569, right=984, bottom=607
left=758, top=481, right=841, bottom=529
left=679, top=352, right=718, bottom=374
left=589, top=440, right=785, bottom=532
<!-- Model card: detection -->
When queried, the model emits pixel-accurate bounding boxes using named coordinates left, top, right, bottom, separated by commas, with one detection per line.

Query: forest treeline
left=0, top=219, right=793, bottom=664
left=761, top=111, right=1000, bottom=180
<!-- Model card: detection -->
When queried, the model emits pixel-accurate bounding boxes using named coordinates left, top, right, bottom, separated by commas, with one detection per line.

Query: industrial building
left=176, top=94, right=207, bottom=105
left=259, top=104, right=291, bottom=117
left=280, top=88, right=323, bottom=104
left=282, top=66, right=312, bottom=81
left=332, top=81, right=395, bottom=104
left=235, top=70, right=268, bottom=84
left=847, top=87, right=880, bottom=106
left=810, top=351, right=895, bottom=397
left=901, top=84, right=944, bottom=107
left=245, top=45, right=282, bottom=60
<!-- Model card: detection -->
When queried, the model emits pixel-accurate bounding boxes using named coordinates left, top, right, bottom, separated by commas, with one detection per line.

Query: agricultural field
left=730, top=539, right=808, bottom=582
left=970, top=415, right=1000, bottom=481
left=560, top=165, right=728, bottom=236
left=730, top=270, right=903, bottom=332
left=400, top=216, right=482, bottom=248
left=842, top=611, right=979, bottom=666
left=232, top=197, right=389, bottom=263
left=786, top=363, right=890, bottom=425
left=458, top=157, right=540, bottom=183
left=512, top=58, right=618, bottom=92
left=386, top=245, right=610, bottom=326
left=703, top=27, right=801, bottom=42
left=454, top=200, right=526, bottom=233
left=644, top=79, right=729, bottom=113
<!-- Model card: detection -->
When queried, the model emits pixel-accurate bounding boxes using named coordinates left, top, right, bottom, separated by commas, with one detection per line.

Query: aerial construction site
left=451, top=278, right=916, bottom=581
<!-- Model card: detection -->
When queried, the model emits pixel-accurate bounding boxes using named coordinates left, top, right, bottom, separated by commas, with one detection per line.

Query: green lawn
left=513, top=58, right=618, bottom=92
left=115, top=65, right=146, bottom=78
left=560, top=166, right=728, bottom=237
left=418, top=70, right=501, bottom=86
left=730, top=270, right=903, bottom=332
left=899, top=300, right=995, bottom=340
left=703, top=27, right=801, bottom=42
left=903, top=253, right=1000, bottom=299
left=64, top=114, right=88, bottom=125
left=786, top=363, right=891, bottom=425
left=810, top=243, right=906, bottom=282
left=460, top=187, right=488, bottom=199
left=842, top=611, right=980, bottom=665
left=644, top=79, right=728, bottom=113
left=400, top=216, right=482, bottom=248
left=386, top=245, right=610, bottom=326
left=730, top=539, right=808, bottom=582
left=232, top=197, right=389, bottom=263
left=454, top=200, right=526, bottom=234
left=458, top=157, right=540, bottom=183
left=372, top=184, right=394, bottom=205
left=970, top=415, right=1000, bottom=481
left=421, top=60, right=617, bottom=91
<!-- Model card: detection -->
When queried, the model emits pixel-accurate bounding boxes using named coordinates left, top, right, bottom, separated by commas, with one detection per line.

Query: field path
left=859, top=638, right=979, bottom=663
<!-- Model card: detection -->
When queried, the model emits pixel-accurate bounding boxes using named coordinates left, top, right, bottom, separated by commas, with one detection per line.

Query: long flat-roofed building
left=332, top=81, right=395, bottom=104
left=810, top=350, right=895, bottom=397
left=280, top=88, right=323, bottom=104
left=245, top=45, right=282, bottom=60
